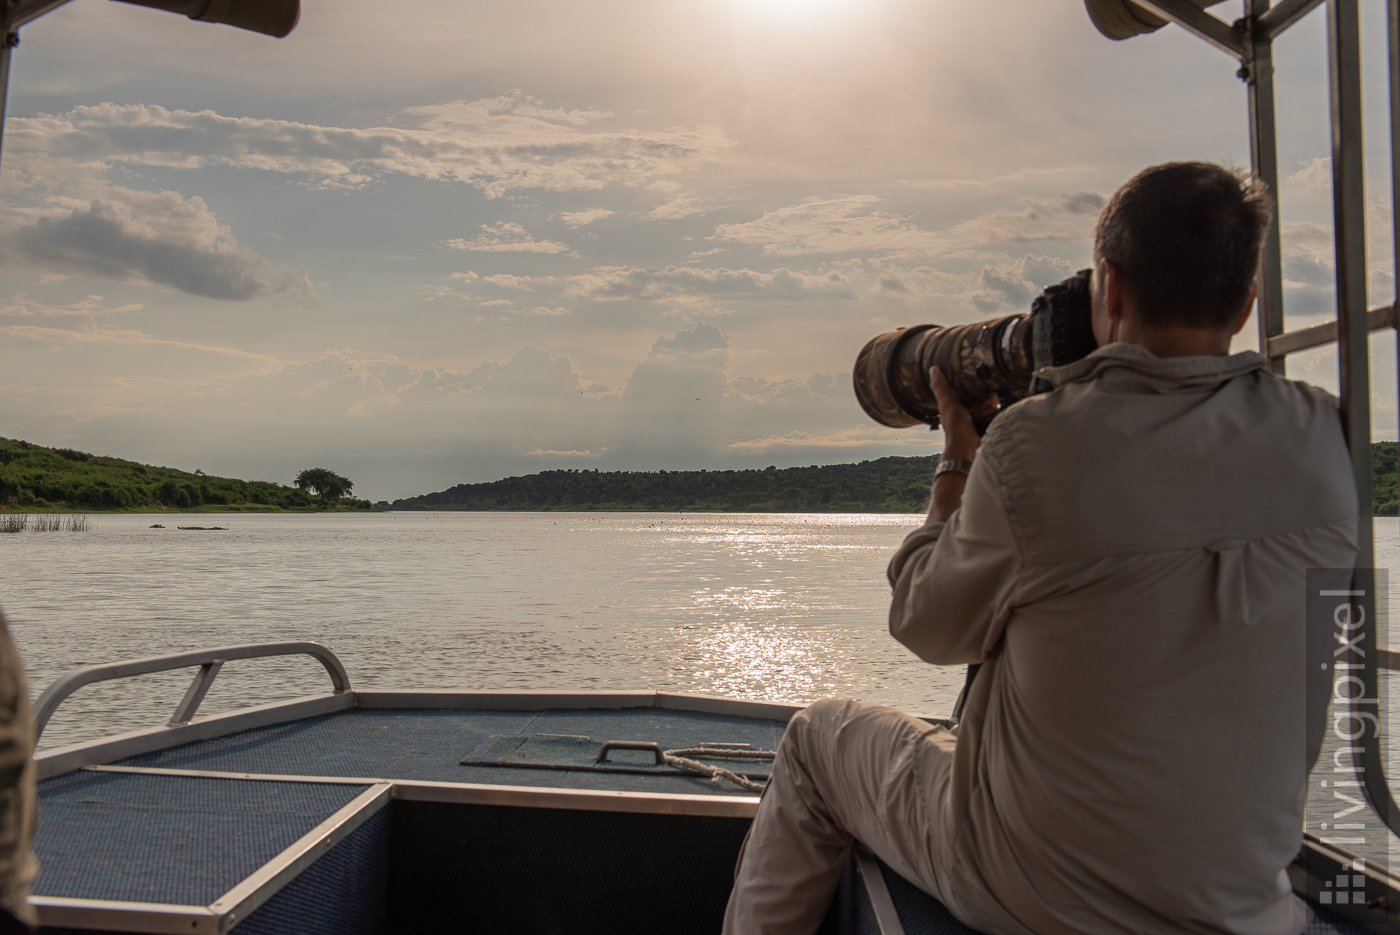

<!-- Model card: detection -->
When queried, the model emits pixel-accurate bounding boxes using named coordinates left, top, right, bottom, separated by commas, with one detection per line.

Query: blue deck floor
left=114, top=707, right=787, bottom=794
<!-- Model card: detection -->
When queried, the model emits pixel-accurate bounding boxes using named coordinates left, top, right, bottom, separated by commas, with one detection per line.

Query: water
left=7, top=510, right=1400, bottom=868
left=0, top=511, right=963, bottom=750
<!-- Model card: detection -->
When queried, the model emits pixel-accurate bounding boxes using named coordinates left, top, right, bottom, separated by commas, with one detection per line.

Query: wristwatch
left=934, top=458, right=974, bottom=479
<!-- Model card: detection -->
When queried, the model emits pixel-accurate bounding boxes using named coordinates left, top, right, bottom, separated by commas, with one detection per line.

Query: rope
left=661, top=744, right=775, bottom=794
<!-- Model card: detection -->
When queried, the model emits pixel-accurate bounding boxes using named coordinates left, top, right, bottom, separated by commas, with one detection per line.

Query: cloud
left=0, top=293, right=144, bottom=318
left=562, top=264, right=854, bottom=302
left=1282, top=244, right=1333, bottom=285
left=647, top=192, right=730, bottom=220
left=970, top=254, right=1076, bottom=311
left=444, top=222, right=578, bottom=256
left=0, top=189, right=317, bottom=306
left=1287, top=157, right=1331, bottom=194
left=712, top=191, right=1103, bottom=258
left=728, top=426, right=929, bottom=450
left=559, top=209, right=615, bottom=227
left=7, top=94, right=735, bottom=198
left=0, top=315, right=904, bottom=496
left=481, top=274, right=541, bottom=290
left=712, top=196, right=916, bottom=256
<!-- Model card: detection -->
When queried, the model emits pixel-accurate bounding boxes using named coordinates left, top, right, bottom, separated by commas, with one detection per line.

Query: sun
left=742, top=0, right=858, bottom=16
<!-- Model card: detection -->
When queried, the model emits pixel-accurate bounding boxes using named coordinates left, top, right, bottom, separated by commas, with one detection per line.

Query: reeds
left=0, top=514, right=93, bottom=533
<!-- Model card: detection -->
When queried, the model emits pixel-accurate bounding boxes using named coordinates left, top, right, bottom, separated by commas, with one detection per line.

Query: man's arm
left=887, top=367, right=1021, bottom=665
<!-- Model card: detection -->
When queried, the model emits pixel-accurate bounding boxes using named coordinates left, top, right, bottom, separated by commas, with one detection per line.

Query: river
left=5, top=509, right=1399, bottom=867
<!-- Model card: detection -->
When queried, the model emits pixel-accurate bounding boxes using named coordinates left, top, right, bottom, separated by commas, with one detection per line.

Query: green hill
left=0, top=438, right=370, bottom=513
left=394, top=445, right=1400, bottom=516
left=391, top=456, right=943, bottom=513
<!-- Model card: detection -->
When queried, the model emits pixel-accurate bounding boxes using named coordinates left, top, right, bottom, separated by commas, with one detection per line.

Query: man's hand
left=927, top=366, right=997, bottom=524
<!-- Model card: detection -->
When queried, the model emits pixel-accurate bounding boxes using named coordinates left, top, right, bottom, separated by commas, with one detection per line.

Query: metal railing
left=31, top=641, right=351, bottom=743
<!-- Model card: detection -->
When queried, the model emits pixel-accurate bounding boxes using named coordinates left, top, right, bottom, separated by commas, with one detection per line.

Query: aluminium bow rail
left=1093, top=0, right=1399, bottom=839
left=31, top=641, right=351, bottom=742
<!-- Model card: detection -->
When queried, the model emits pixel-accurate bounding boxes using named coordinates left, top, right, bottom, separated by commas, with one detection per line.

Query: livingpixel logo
left=1309, top=569, right=1386, bottom=908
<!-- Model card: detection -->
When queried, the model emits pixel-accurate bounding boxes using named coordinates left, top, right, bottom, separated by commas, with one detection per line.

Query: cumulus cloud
left=559, top=209, right=614, bottom=227
left=444, top=222, right=577, bottom=256
left=970, top=254, right=1076, bottom=311
left=0, top=189, right=317, bottom=306
left=1287, top=157, right=1331, bottom=194
left=1282, top=244, right=1333, bottom=286
left=7, top=93, right=735, bottom=198
left=562, top=264, right=854, bottom=302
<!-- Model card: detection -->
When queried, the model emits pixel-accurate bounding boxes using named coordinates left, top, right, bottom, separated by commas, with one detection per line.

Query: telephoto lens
left=852, top=269, right=1097, bottom=431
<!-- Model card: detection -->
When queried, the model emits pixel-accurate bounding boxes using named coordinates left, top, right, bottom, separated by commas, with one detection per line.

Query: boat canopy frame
left=1099, top=0, right=1400, bottom=842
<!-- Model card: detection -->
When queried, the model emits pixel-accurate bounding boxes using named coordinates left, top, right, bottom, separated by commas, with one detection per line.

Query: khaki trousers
left=722, top=698, right=970, bottom=935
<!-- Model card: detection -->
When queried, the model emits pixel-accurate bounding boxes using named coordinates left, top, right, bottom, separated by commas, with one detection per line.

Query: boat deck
left=23, top=641, right=1392, bottom=935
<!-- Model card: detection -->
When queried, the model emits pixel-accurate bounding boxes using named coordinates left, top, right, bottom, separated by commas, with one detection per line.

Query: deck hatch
left=460, top=732, right=774, bottom=781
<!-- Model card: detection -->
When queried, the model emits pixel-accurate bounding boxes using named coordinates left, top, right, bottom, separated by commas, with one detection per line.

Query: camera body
left=853, top=269, right=1098, bottom=430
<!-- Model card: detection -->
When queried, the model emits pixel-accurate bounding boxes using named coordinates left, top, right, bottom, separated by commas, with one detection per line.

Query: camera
left=853, top=269, right=1099, bottom=431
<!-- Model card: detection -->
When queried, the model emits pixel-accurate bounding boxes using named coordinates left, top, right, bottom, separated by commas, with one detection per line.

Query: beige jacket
left=888, top=344, right=1357, bottom=935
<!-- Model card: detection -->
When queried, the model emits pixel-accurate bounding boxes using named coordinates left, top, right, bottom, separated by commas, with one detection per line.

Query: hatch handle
left=596, top=740, right=666, bottom=765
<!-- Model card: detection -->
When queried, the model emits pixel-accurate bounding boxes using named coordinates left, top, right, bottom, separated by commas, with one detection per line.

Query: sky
left=0, top=0, right=1397, bottom=501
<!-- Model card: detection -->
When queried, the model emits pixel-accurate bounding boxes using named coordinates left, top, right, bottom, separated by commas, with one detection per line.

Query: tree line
left=390, top=457, right=944, bottom=513
left=392, top=446, right=1400, bottom=516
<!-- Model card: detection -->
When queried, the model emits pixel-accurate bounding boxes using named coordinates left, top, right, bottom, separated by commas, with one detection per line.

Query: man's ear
left=1232, top=282, right=1258, bottom=336
left=1091, top=258, right=1125, bottom=346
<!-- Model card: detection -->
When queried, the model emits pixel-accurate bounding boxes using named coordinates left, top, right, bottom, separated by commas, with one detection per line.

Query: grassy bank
left=0, top=438, right=370, bottom=513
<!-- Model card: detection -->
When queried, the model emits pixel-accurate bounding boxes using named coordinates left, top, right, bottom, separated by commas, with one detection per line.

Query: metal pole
left=1246, top=0, right=1286, bottom=372
left=0, top=4, right=14, bottom=182
left=1327, top=0, right=1399, bottom=836
left=1389, top=0, right=1400, bottom=465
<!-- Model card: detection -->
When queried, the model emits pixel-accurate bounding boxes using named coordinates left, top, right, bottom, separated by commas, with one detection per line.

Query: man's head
left=1091, top=162, right=1274, bottom=355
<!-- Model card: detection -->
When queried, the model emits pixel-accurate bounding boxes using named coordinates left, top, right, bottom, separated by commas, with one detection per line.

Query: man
left=723, top=162, right=1358, bottom=935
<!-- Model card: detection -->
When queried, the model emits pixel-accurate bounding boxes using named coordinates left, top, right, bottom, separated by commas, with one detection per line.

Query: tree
left=295, top=467, right=354, bottom=505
